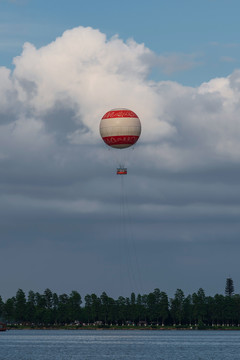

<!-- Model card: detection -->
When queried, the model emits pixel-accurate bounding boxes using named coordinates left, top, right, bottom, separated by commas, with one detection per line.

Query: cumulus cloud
left=1, top=25, right=240, bottom=204
left=2, top=26, right=239, bottom=168
left=0, top=27, right=239, bottom=201
left=1, top=26, right=240, bottom=297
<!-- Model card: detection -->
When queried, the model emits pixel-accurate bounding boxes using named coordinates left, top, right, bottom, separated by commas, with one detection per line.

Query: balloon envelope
left=100, top=108, right=141, bottom=149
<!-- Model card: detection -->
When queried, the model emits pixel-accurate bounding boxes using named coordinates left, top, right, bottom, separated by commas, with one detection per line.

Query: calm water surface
left=0, top=329, right=240, bottom=360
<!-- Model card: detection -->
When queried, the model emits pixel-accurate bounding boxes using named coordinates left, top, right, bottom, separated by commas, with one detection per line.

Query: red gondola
left=117, top=168, right=127, bottom=175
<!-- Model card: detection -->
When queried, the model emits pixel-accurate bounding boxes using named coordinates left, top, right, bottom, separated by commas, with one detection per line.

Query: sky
left=1, top=0, right=240, bottom=301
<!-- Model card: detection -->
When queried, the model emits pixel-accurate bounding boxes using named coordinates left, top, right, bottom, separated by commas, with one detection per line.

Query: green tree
left=124, top=297, right=131, bottom=321
left=26, top=290, right=36, bottom=323
left=52, top=293, right=59, bottom=309
left=52, top=292, right=59, bottom=324
left=129, top=292, right=138, bottom=323
left=212, top=294, right=225, bottom=325
left=159, top=292, right=169, bottom=326
left=44, top=288, right=53, bottom=309
left=35, top=292, right=46, bottom=324
left=135, top=294, right=145, bottom=323
left=183, top=295, right=193, bottom=325
left=233, top=294, right=240, bottom=325
left=225, top=277, right=234, bottom=297
left=68, top=291, right=82, bottom=322
left=58, top=293, right=69, bottom=323
left=147, top=292, right=157, bottom=323
left=3, top=297, right=15, bottom=322
left=84, top=294, right=92, bottom=323
left=0, top=296, right=4, bottom=321
left=170, top=289, right=185, bottom=325
left=107, top=296, right=117, bottom=324
left=205, top=296, right=215, bottom=326
left=84, top=293, right=101, bottom=323
left=42, top=288, right=54, bottom=324
left=192, top=288, right=206, bottom=324
left=141, top=294, right=148, bottom=322
left=153, top=288, right=161, bottom=324
left=130, top=292, right=136, bottom=305
left=15, top=289, right=27, bottom=322
left=116, top=296, right=127, bottom=324
left=223, top=295, right=235, bottom=325
left=100, top=292, right=110, bottom=324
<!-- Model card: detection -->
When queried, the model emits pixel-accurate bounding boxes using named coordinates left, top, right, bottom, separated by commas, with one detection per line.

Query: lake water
left=0, top=329, right=240, bottom=360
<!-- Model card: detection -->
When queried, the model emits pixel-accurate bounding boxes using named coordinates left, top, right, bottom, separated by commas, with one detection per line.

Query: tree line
left=0, top=278, right=239, bottom=327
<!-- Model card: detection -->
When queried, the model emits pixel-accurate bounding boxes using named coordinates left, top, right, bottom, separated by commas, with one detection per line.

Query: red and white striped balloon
left=99, top=108, right=141, bottom=149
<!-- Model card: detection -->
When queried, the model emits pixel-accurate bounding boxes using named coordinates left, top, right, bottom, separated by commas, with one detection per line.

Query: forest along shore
left=1, top=279, right=239, bottom=329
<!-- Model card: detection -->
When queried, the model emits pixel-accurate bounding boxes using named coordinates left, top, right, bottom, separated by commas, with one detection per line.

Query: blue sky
left=1, top=0, right=240, bottom=85
left=1, top=0, right=240, bottom=300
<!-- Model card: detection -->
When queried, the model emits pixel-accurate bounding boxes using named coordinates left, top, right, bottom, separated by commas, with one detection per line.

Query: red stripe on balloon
left=102, top=135, right=139, bottom=146
left=102, top=109, right=138, bottom=119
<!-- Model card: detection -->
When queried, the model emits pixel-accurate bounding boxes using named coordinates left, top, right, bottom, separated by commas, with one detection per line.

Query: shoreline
left=5, top=325, right=240, bottom=331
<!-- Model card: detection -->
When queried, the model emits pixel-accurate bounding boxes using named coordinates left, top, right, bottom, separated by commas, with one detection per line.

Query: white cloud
left=2, top=26, right=240, bottom=298
left=1, top=25, right=240, bottom=183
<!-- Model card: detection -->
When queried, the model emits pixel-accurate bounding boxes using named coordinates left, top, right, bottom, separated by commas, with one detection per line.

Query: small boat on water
left=0, top=322, right=7, bottom=332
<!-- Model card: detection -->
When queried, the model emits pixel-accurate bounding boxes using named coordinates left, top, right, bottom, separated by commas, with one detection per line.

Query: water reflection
left=0, top=330, right=240, bottom=360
